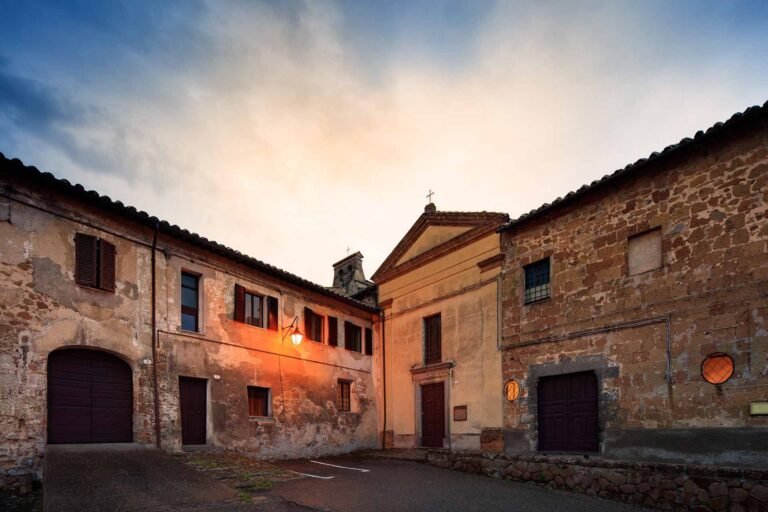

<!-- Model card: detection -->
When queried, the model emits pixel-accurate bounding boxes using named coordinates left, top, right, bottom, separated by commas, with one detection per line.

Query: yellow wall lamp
left=282, top=316, right=304, bottom=346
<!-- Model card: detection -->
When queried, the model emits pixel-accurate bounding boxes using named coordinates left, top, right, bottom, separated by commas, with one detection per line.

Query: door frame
left=526, top=357, right=614, bottom=454
left=178, top=375, right=209, bottom=445
left=416, top=380, right=448, bottom=449
left=46, top=346, right=135, bottom=444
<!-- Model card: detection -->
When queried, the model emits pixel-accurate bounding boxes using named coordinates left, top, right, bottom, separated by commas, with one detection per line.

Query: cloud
left=1, top=0, right=767, bottom=285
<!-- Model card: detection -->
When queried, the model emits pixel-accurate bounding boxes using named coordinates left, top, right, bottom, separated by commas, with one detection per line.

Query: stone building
left=0, top=154, right=380, bottom=486
left=498, top=102, right=768, bottom=467
left=373, top=204, right=509, bottom=450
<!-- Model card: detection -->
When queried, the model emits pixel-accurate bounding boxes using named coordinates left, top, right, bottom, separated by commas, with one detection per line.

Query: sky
left=1, top=0, right=767, bottom=285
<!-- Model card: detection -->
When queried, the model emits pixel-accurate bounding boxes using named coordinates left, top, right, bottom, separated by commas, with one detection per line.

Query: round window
left=504, top=379, right=520, bottom=401
left=701, top=352, right=734, bottom=384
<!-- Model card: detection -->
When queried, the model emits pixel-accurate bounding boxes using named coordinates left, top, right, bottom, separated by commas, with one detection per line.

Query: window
left=628, top=227, right=662, bottom=276
left=304, top=308, right=324, bottom=343
left=247, top=386, right=270, bottom=417
left=234, top=284, right=279, bottom=330
left=424, top=314, right=441, bottom=365
left=344, top=321, right=362, bottom=352
left=328, top=317, right=338, bottom=347
left=365, top=327, right=373, bottom=356
left=181, top=272, right=200, bottom=332
left=75, top=233, right=116, bottom=292
left=524, top=258, right=550, bottom=304
left=337, top=380, right=351, bottom=412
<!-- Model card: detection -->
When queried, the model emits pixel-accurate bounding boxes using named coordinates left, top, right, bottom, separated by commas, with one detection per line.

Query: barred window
left=338, top=380, right=351, bottom=412
left=424, top=314, right=441, bottom=365
left=524, top=258, right=551, bottom=304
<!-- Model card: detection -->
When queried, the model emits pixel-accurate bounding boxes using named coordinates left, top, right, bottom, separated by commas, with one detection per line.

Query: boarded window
left=181, top=272, right=200, bottom=332
left=247, top=386, right=270, bottom=417
left=75, top=233, right=116, bottom=292
left=328, top=317, right=338, bottom=347
left=424, top=314, right=441, bottom=365
left=364, top=327, right=373, bottom=356
left=524, top=258, right=550, bottom=304
left=338, top=380, right=351, bottom=412
left=628, top=228, right=662, bottom=275
left=304, top=308, right=324, bottom=343
left=344, top=321, right=362, bottom=352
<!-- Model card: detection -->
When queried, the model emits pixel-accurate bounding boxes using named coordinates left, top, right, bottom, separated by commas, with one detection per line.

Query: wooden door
left=537, top=371, right=598, bottom=452
left=48, top=349, right=133, bottom=444
left=179, top=377, right=207, bottom=445
left=421, top=382, right=445, bottom=448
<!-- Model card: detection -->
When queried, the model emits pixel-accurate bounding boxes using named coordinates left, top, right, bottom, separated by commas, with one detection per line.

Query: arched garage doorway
left=47, top=348, right=133, bottom=444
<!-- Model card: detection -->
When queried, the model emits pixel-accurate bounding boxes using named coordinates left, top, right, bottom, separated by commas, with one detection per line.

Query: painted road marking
left=287, top=470, right=335, bottom=480
left=310, top=460, right=370, bottom=473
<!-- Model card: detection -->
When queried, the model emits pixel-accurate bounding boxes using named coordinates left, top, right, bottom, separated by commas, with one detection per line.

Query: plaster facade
left=375, top=208, right=509, bottom=451
left=0, top=158, right=380, bottom=485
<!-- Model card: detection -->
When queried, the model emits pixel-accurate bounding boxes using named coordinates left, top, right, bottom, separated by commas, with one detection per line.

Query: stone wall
left=499, top=114, right=768, bottom=464
left=428, top=450, right=768, bottom=511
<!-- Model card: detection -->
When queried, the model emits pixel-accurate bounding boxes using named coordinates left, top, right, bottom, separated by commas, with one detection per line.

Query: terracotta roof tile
left=499, top=100, right=768, bottom=232
left=0, top=154, right=378, bottom=314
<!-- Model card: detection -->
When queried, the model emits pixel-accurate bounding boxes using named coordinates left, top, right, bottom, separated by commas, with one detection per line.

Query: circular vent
left=504, top=379, right=520, bottom=401
left=701, top=352, right=734, bottom=385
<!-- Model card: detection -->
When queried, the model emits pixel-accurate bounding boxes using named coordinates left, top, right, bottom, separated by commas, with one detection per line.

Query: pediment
left=372, top=209, right=509, bottom=282
left=395, top=225, right=472, bottom=266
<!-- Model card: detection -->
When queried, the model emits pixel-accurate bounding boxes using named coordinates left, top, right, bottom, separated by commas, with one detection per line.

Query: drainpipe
left=380, top=309, right=387, bottom=450
left=151, top=222, right=162, bottom=448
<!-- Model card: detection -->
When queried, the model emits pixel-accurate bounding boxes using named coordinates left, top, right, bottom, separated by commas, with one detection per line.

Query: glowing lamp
left=290, top=327, right=303, bottom=346
left=282, top=316, right=303, bottom=346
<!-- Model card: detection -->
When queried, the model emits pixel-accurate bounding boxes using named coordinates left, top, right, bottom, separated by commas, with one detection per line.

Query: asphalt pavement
left=268, top=456, right=648, bottom=512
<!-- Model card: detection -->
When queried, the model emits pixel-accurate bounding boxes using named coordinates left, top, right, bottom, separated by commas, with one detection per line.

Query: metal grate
left=424, top=314, right=442, bottom=365
left=524, top=258, right=551, bottom=304
left=338, top=380, right=351, bottom=412
left=701, top=353, right=734, bottom=384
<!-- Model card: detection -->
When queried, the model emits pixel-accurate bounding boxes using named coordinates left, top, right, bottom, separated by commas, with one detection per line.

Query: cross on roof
left=426, top=189, right=434, bottom=203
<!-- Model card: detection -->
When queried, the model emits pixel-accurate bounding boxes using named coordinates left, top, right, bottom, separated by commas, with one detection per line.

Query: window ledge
left=523, top=296, right=551, bottom=307
left=75, top=283, right=115, bottom=294
left=410, top=360, right=455, bottom=376
left=248, top=416, right=275, bottom=422
left=179, top=328, right=207, bottom=338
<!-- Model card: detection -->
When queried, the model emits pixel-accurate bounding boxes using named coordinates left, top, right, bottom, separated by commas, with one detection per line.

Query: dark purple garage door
left=537, top=371, right=599, bottom=453
left=48, top=349, right=133, bottom=444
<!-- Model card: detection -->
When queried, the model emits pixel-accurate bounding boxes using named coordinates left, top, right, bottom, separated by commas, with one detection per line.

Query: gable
left=396, top=225, right=472, bottom=266
left=372, top=208, right=509, bottom=283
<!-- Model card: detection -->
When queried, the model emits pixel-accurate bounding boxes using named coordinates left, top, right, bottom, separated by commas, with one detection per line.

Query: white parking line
left=310, top=460, right=370, bottom=473
left=287, top=469, right=335, bottom=480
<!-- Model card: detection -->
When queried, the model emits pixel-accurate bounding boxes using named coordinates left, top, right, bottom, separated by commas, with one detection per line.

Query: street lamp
left=282, top=316, right=303, bottom=346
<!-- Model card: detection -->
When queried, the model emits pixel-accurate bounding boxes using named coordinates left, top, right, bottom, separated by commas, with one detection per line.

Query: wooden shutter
left=328, top=317, right=338, bottom=347
left=99, top=240, right=116, bottom=292
left=304, top=307, right=312, bottom=339
left=365, top=327, right=373, bottom=356
left=75, top=233, right=98, bottom=287
left=234, top=284, right=246, bottom=323
left=266, top=296, right=279, bottom=331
